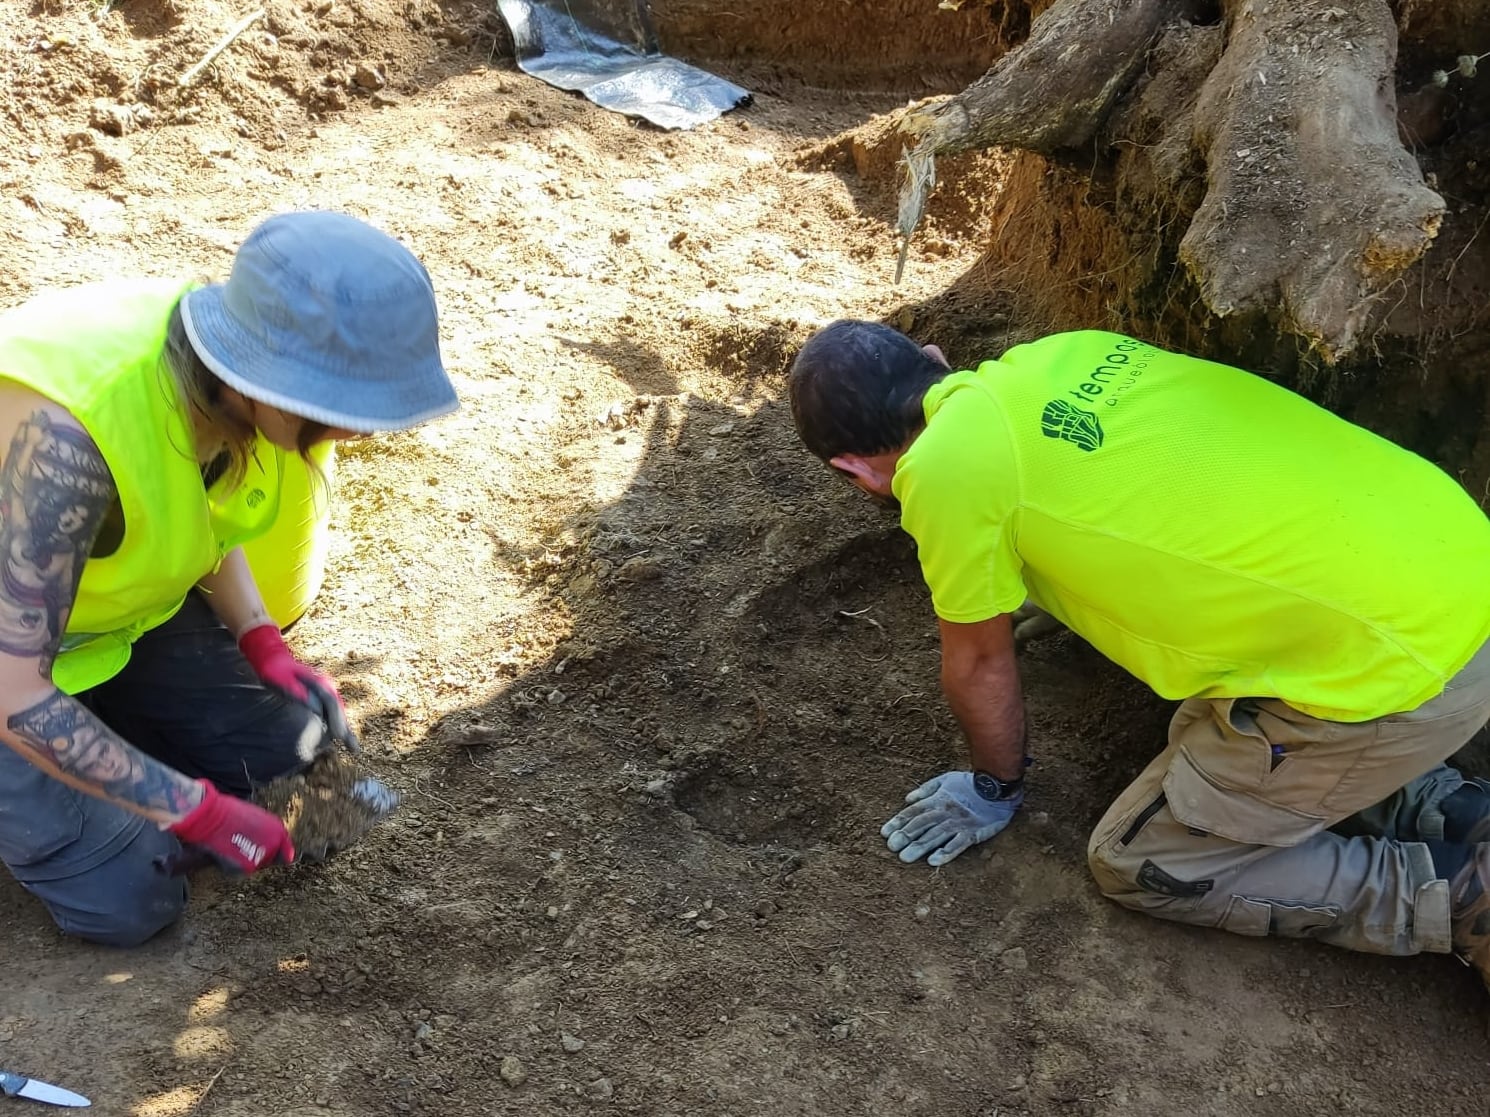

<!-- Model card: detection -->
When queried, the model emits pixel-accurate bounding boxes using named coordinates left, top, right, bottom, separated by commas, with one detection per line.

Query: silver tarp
left=494, top=0, right=751, bottom=131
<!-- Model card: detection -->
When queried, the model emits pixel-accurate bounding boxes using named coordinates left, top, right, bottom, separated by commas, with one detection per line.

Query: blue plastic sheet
left=495, top=0, right=752, bottom=131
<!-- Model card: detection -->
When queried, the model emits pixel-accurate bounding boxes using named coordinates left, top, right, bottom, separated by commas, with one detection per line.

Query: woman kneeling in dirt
left=0, top=211, right=458, bottom=946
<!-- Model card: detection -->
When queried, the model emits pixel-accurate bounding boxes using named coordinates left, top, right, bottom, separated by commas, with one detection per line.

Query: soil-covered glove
left=238, top=623, right=359, bottom=751
left=881, top=771, right=1023, bottom=868
left=165, top=780, right=295, bottom=875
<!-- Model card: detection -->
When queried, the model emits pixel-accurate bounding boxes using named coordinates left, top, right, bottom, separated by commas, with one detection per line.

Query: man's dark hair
left=788, top=319, right=949, bottom=461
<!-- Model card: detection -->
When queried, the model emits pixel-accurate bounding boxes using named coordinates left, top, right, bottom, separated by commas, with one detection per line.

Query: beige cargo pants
left=1088, top=638, right=1490, bottom=954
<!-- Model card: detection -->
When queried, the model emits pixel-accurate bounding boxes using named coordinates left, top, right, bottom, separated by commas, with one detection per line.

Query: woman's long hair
left=160, top=300, right=330, bottom=491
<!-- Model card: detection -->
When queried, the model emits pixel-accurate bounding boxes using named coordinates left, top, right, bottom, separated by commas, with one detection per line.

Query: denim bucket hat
left=179, top=211, right=458, bottom=432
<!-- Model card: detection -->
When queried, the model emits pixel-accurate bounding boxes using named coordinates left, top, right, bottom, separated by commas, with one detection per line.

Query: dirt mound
left=1, top=0, right=493, bottom=151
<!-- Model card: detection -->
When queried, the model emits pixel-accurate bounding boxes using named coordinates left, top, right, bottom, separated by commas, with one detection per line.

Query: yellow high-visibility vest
left=0, top=279, right=285, bottom=693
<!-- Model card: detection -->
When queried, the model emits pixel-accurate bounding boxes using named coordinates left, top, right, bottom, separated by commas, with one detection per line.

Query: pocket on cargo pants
left=1094, top=779, right=1348, bottom=938
left=1103, top=759, right=1347, bottom=940
left=1162, top=746, right=1331, bottom=847
left=1162, top=697, right=1335, bottom=846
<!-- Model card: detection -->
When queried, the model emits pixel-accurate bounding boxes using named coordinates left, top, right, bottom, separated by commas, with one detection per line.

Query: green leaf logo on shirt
left=1040, top=399, right=1104, bottom=452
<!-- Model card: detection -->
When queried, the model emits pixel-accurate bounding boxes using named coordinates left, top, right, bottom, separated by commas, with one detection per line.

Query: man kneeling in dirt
left=788, top=320, right=1490, bottom=980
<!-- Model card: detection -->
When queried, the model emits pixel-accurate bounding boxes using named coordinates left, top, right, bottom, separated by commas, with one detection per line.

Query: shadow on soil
left=322, top=330, right=1490, bottom=1114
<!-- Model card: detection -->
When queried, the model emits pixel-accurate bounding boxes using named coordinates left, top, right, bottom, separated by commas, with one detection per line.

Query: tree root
left=894, top=0, right=1186, bottom=279
left=895, top=0, right=1446, bottom=360
left=899, top=0, right=1183, bottom=156
left=1179, top=0, right=1444, bottom=359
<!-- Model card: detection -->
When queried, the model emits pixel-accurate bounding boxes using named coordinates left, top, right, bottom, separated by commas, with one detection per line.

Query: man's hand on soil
left=881, top=771, right=1022, bottom=867
left=165, top=780, right=295, bottom=875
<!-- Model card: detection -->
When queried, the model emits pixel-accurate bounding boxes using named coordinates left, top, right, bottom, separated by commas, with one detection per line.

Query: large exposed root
left=899, top=0, right=1184, bottom=156
left=1179, top=0, right=1444, bottom=359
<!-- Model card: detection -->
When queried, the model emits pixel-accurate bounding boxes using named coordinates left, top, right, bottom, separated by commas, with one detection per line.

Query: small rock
left=1000, top=947, right=1029, bottom=972
left=913, top=903, right=931, bottom=920
left=413, top=1021, right=434, bottom=1042
left=597, top=401, right=633, bottom=429
left=707, top=422, right=735, bottom=436
left=830, top=1023, right=851, bottom=1040
left=370, top=89, right=405, bottom=107
left=668, top=231, right=688, bottom=249
left=89, top=99, right=144, bottom=137
left=561, top=1032, right=586, bottom=1053
left=753, top=899, right=778, bottom=918
left=644, top=778, right=670, bottom=797
left=1009, top=1074, right=1027, bottom=1091
left=499, top=1055, right=527, bottom=1087
left=586, top=1077, right=614, bottom=1100
left=617, top=556, right=663, bottom=583
left=352, top=62, right=385, bottom=90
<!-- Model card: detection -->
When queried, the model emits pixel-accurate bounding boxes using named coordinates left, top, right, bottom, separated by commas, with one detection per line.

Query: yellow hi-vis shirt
left=892, top=330, right=1490, bottom=722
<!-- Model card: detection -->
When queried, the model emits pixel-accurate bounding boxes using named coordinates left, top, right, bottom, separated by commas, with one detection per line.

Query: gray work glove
left=881, top=771, right=1023, bottom=867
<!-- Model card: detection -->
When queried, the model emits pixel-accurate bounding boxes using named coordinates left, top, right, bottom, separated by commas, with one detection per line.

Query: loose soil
left=254, top=751, right=399, bottom=861
left=1, top=2, right=1489, bottom=1116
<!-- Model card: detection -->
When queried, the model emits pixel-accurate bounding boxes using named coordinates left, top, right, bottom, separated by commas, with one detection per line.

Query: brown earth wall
left=648, top=0, right=1006, bottom=90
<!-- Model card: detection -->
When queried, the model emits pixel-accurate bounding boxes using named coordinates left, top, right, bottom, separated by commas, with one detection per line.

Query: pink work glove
left=238, top=622, right=359, bottom=751
left=166, top=780, right=294, bottom=875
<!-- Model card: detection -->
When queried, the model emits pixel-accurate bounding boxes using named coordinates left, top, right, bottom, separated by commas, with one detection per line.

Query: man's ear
left=829, top=453, right=873, bottom=485
left=829, top=453, right=893, bottom=496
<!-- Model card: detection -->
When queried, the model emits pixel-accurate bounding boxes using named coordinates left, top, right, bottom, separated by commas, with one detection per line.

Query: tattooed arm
left=0, top=387, right=203, bottom=825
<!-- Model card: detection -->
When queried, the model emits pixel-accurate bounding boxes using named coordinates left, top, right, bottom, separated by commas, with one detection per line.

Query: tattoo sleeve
left=0, top=409, right=116, bottom=673
left=7, top=690, right=200, bottom=819
left=0, top=409, right=197, bottom=821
